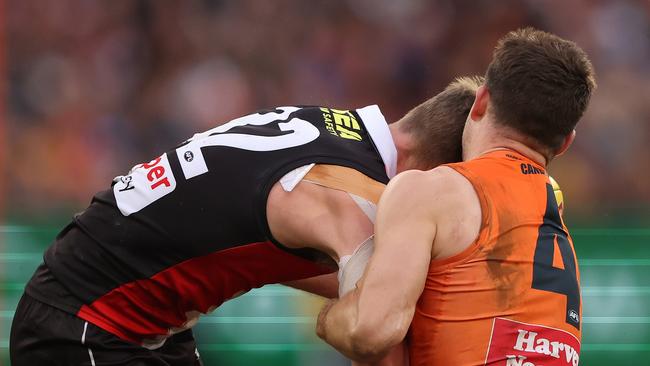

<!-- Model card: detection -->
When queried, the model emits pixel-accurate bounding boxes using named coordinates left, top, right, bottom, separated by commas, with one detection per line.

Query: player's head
left=465, top=27, right=596, bottom=161
left=393, top=76, right=483, bottom=171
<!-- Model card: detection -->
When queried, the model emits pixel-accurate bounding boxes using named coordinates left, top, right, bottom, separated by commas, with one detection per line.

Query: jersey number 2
left=176, top=107, right=320, bottom=180
left=531, top=183, right=581, bottom=330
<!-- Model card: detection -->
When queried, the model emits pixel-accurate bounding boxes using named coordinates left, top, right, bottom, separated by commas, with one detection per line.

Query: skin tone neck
left=463, top=118, right=549, bottom=166
left=389, top=122, right=428, bottom=173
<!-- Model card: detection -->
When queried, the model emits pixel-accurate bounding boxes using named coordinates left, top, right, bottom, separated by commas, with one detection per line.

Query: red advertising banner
left=485, top=318, right=580, bottom=366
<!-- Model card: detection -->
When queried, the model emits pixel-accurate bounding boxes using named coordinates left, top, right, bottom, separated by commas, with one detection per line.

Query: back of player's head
left=485, top=27, right=596, bottom=152
left=400, top=76, right=483, bottom=167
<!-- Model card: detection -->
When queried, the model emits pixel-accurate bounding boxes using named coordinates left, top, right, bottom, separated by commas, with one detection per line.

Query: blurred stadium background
left=1, top=0, right=649, bottom=365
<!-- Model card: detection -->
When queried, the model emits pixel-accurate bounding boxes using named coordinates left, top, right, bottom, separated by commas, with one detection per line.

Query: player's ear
left=554, top=130, right=576, bottom=157
left=469, top=85, right=489, bottom=122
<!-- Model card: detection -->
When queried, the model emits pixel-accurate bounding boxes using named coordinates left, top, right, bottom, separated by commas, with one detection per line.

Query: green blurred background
left=1, top=223, right=649, bottom=365
left=2, top=0, right=649, bottom=365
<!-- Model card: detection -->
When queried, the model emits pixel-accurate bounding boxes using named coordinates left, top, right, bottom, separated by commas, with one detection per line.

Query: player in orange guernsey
left=317, top=27, right=596, bottom=366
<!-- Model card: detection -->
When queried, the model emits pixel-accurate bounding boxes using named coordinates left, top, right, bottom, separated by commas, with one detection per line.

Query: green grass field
left=1, top=225, right=648, bottom=365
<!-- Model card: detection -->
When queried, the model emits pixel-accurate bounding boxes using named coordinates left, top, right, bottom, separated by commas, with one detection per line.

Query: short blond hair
left=400, top=76, right=483, bottom=167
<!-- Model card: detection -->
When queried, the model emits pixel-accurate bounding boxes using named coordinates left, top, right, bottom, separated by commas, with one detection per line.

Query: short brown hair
left=400, top=76, right=483, bottom=167
left=486, top=27, right=596, bottom=151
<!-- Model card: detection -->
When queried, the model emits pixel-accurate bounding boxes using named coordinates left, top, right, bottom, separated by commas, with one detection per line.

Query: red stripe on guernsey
left=77, top=241, right=333, bottom=345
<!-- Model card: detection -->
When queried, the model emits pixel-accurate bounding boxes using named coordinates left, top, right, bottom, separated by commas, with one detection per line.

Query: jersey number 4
left=532, top=183, right=581, bottom=330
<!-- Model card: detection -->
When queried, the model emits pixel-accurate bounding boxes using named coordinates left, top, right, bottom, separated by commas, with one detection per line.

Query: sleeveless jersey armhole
left=427, top=164, right=493, bottom=273
left=256, top=158, right=386, bottom=268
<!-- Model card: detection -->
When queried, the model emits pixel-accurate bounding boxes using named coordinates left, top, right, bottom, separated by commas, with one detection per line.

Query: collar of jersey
left=356, top=105, right=397, bottom=178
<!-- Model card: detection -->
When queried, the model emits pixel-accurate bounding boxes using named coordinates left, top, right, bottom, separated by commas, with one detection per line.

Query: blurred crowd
left=5, top=0, right=650, bottom=220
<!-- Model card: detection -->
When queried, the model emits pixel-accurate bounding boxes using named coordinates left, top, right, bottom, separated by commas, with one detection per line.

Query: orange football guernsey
left=408, top=150, right=581, bottom=366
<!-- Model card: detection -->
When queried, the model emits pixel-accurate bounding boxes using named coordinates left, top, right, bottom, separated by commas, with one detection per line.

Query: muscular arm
left=316, top=170, right=437, bottom=361
left=317, top=167, right=481, bottom=362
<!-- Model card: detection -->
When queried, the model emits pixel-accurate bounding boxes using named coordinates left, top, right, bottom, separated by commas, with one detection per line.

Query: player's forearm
left=317, top=290, right=401, bottom=362
left=352, top=341, right=409, bottom=366
left=317, top=295, right=359, bottom=358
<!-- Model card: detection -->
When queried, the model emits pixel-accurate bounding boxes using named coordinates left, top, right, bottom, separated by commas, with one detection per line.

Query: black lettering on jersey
left=520, top=163, right=546, bottom=175
left=321, top=109, right=337, bottom=136
left=117, top=176, right=135, bottom=192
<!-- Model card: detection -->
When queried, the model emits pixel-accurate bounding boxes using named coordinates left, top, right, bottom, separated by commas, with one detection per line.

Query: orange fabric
left=408, top=150, right=582, bottom=366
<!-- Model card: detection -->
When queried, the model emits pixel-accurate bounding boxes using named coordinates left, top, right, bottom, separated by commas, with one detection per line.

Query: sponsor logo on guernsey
left=113, top=154, right=177, bottom=216
left=484, top=318, right=580, bottom=366
left=320, top=107, right=363, bottom=141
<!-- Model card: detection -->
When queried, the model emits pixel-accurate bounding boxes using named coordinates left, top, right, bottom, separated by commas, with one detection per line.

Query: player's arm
left=282, top=272, right=339, bottom=298
left=352, top=342, right=408, bottom=366
left=316, top=170, right=438, bottom=362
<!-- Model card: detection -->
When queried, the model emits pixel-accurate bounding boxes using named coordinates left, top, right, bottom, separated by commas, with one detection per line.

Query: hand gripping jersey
left=408, top=150, right=581, bottom=366
left=26, top=105, right=397, bottom=348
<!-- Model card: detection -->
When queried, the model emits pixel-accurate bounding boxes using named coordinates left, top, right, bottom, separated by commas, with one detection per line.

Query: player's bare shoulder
left=421, top=166, right=482, bottom=260
left=375, top=166, right=481, bottom=259
left=377, top=169, right=438, bottom=219
left=382, top=167, right=476, bottom=210
left=429, top=166, right=479, bottom=204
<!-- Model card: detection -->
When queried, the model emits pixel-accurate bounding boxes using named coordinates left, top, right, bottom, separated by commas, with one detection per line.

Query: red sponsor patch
left=484, top=318, right=580, bottom=366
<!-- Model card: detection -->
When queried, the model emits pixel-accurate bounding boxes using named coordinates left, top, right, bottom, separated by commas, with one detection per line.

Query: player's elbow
left=347, top=329, right=386, bottom=362
left=347, top=317, right=409, bottom=362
